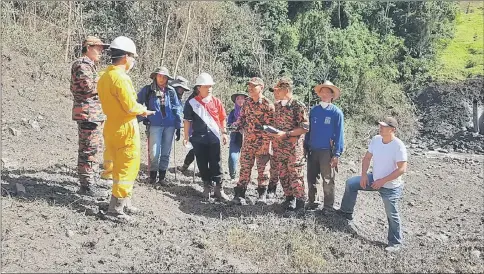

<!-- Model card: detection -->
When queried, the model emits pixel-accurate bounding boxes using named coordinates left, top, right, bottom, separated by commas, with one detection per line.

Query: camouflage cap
left=150, top=66, right=173, bottom=80
left=82, top=36, right=109, bottom=48
left=248, top=77, right=264, bottom=86
left=270, top=77, right=293, bottom=92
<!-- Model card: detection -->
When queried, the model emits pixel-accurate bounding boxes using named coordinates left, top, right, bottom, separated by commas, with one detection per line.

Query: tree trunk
left=161, top=13, right=171, bottom=66
left=174, top=3, right=192, bottom=77
left=64, top=0, right=72, bottom=62
left=337, top=1, right=341, bottom=28
left=197, top=25, right=202, bottom=74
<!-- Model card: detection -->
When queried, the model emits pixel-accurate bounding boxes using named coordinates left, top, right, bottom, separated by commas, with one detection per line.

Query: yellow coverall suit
left=97, top=67, right=114, bottom=181
left=97, top=66, right=147, bottom=199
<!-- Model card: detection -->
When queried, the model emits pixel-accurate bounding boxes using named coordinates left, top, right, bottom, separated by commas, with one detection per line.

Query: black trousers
left=192, top=141, right=222, bottom=183
left=183, top=149, right=195, bottom=166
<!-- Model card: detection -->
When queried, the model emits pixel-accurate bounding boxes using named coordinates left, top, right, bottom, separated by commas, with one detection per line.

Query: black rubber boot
left=283, top=196, right=296, bottom=210
left=267, top=184, right=277, bottom=200
left=214, top=181, right=230, bottom=202
left=177, top=164, right=189, bottom=172
left=149, top=171, right=157, bottom=184
left=158, top=170, right=167, bottom=185
left=231, top=186, right=247, bottom=205
left=256, top=186, right=268, bottom=204
left=202, top=181, right=214, bottom=199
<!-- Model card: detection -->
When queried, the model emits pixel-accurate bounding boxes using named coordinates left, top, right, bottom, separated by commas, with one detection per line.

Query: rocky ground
left=1, top=48, right=484, bottom=273
left=413, top=78, right=484, bottom=154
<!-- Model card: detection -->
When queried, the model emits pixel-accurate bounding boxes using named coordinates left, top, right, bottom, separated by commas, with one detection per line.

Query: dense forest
left=3, top=1, right=478, bottom=144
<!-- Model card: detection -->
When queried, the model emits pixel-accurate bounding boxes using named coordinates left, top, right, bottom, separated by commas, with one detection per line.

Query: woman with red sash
left=182, top=73, right=230, bottom=201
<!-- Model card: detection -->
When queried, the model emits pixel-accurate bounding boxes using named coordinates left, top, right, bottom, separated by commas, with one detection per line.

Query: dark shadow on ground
left=311, top=209, right=388, bottom=248
left=161, top=182, right=298, bottom=219
left=160, top=178, right=388, bottom=248
left=1, top=167, right=110, bottom=217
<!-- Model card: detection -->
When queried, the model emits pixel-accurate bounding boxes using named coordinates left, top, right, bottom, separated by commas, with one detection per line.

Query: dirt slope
left=414, top=78, right=484, bottom=154
left=1, top=48, right=484, bottom=273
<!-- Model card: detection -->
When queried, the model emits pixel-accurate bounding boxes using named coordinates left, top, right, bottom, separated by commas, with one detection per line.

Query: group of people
left=71, top=35, right=408, bottom=252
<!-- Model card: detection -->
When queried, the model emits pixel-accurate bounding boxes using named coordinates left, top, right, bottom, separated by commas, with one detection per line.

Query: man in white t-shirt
left=337, top=117, right=408, bottom=252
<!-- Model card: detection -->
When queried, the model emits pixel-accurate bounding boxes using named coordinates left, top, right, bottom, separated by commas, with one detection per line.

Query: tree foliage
left=2, top=1, right=461, bottom=140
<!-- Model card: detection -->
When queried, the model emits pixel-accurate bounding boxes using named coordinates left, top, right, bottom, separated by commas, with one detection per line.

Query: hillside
left=2, top=1, right=484, bottom=273
left=432, top=1, right=484, bottom=81
left=2, top=37, right=484, bottom=274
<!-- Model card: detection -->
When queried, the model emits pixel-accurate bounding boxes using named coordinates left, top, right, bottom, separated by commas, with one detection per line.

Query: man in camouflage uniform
left=70, top=36, right=110, bottom=197
left=232, top=77, right=275, bottom=205
left=269, top=77, right=309, bottom=210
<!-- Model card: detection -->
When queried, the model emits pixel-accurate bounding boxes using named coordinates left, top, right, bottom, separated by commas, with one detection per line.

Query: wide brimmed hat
left=314, top=80, right=341, bottom=100
left=150, top=66, right=173, bottom=80
left=171, top=76, right=190, bottom=90
left=231, top=93, right=248, bottom=103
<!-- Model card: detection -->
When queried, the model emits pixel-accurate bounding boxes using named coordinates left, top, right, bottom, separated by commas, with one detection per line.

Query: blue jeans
left=340, top=173, right=404, bottom=246
left=228, top=140, right=242, bottom=179
left=148, top=126, right=176, bottom=171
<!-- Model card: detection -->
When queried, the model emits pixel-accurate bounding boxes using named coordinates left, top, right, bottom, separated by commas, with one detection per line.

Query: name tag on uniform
left=324, top=117, right=331, bottom=124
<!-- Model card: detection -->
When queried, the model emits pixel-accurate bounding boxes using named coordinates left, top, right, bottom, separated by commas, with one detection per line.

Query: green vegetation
left=432, top=1, right=484, bottom=81
left=4, top=1, right=481, bottom=145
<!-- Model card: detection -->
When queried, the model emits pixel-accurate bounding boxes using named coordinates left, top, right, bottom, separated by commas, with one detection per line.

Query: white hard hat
left=110, top=36, right=138, bottom=57
left=194, top=72, right=215, bottom=86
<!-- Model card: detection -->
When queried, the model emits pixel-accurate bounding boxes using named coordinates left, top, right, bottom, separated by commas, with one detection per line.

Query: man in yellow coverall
left=98, top=36, right=155, bottom=221
left=97, top=67, right=114, bottom=183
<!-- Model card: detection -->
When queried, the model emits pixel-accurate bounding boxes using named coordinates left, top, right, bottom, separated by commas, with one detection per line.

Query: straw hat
left=314, top=80, right=341, bottom=100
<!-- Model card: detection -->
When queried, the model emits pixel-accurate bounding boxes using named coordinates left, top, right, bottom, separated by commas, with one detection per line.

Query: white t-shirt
left=368, top=135, right=408, bottom=189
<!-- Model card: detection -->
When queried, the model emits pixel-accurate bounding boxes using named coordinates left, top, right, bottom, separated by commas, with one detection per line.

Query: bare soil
left=413, top=78, right=484, bottom=154
left=1, top=48, right=484, bottom=273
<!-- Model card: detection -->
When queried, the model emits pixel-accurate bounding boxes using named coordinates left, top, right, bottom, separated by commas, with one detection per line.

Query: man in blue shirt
left=304, top=80, right=344, bottom=212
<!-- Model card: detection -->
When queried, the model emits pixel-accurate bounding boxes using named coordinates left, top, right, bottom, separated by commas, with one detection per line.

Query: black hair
left=81, top=46, right=88, bottom=54
left=188, top=86, right=199, bottom=99
left=110, top=48, right=128, bottom=64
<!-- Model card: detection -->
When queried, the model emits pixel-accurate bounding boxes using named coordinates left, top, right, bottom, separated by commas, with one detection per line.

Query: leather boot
left=256, top=186, right=268, bottom=204
left=214, top=181, right=230, bottom=202
left=106, top=195, right=133, bottom=222
left=149, top=171, right=157, bottom=184
left=231, top=186, right=247, bottom=205
left=202, top=181, right=214, bottom=199
left=158, top=170, right=167, bottom=185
